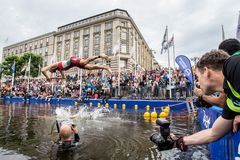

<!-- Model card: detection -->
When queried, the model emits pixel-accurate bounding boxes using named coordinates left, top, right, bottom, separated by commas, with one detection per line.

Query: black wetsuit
left=221, top=55, right=240, bottom=119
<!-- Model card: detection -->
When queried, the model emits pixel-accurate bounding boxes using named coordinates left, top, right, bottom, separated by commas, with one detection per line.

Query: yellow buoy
left=134, top=105, right=138, bottom=110
left=105, top=103, right=109, bottom=108
left=97, top=103, right=101, bottom=108
left=74, top=101, right=78, bottom=106
left=122, top=104, right=126, bottom=110
left=163, top=108, right=169, bottom=114
left=89, top=102, right=92, bottom=107
left=144, top=112, right=150, bottom=120
left=159, top=112, right=167, bottom=118
left=114, top=104, right=117, bottom=109
left=166, top=106, right=170, bottom=110
left=151, top=111, right=158, bottom=119
left=146, top=105, right=150, bottom=111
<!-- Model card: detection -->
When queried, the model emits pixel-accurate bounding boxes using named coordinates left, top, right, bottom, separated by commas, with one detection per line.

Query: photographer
left=194, top=38, right=240, bottom=108
left=151, top=49, right=240, bottom=151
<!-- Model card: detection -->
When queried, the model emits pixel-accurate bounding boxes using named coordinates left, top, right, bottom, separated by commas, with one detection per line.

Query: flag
left=160, top=26, right=168, bottom=54
left=175, top=55, right=194, bottom=86
left=222, top=25, right=225, bottom=41
left=11, top=61, right=15, bottom=73
left=21, top=63, right=27, bottom=72
left=168, top=34, right=174, bottom=47
left=26, top=56, right=31, bottom=72
left=11, top=61, right=15, bottom=90
left=237, top=11, right=240, bottom=40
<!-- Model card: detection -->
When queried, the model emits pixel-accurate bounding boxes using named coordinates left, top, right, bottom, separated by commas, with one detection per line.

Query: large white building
left=3, top=9, right=154, bottom=74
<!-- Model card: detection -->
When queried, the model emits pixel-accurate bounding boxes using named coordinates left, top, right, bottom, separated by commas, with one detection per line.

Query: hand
left=194, top=86, right=203, bottom=97
left=233, top=115, right=240, bottom=132
left=71, top=125, right=78, bottom=134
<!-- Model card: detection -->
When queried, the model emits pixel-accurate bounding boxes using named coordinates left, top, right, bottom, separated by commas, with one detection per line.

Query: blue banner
left=175, top=55, right=194, bottom=86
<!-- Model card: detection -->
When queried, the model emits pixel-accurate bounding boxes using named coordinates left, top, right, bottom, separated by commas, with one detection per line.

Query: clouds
left=0, top=0, right=239, bottom=66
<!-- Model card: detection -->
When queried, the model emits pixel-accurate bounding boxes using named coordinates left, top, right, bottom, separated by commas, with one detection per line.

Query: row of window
left=57, top=22, right=113, bottom=42
left=57, top=10, right=125, bottom=31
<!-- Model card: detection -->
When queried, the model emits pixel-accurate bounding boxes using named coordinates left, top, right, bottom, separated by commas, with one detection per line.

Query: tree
left=2, top=53, right=43, bottom=77
left=2, top=55, right=20, bottom=76
left=19, top=53, right=43, bottom=77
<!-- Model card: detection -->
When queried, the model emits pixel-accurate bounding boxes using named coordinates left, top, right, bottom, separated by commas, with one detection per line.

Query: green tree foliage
left=2, top=55, right=20, bottom=76
left=2, top=53, right=43, bottom=77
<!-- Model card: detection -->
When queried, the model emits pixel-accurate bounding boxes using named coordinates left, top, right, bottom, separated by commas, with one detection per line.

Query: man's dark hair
left=196, top=50, right=230, bottom=73
left=218, top=38, right=240, bottom=55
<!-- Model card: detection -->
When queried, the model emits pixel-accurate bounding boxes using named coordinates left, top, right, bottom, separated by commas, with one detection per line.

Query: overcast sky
left=0, top=0, right=239, bottom=66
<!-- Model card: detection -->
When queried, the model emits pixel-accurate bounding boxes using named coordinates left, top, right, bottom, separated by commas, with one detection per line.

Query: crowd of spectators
left=0, top=67, right=193, bottom=100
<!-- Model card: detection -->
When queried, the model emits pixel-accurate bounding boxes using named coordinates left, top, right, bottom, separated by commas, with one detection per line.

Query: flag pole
left=79, top=50, right=83, bottom=97
left=11, top=61, right=15, bottom=96
left=172, top=34, right=176, bottom=69
left=236, top=11, right=240, bottom=40
left=166, top=26, right=172, bottom=99
left=27, top=56, right=31, bottom=92
left=221, top=25, right=225, bottom=41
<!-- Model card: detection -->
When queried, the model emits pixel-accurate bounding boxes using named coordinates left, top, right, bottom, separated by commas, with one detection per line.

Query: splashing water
left=55, top=105, right=112, bottom=125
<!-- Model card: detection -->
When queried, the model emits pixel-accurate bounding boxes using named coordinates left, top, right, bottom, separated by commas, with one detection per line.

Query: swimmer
left=56, top=122, right=80, bottom=151
left=41, top=54, right=112, bottom=82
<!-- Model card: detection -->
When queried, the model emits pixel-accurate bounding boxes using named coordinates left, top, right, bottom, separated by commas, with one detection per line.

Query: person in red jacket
left=41, top=54, right=112, bottom=82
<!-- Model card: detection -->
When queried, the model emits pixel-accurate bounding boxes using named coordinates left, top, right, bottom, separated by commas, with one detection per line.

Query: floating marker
left=114, top=104, right=117, bottom=109
left=146, top=105, right=150, bottom=111
left=105, top=103, right=109, bottom=108
left=122, top=104, right=126, bottom=110
left=159, top=112, right=167, bottom=118
left=134, top=105, right=138, bottom=110
left=90, top=102, right=92, bottom=107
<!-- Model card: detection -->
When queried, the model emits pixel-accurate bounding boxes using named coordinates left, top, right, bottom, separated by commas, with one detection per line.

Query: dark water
left=0, top=102, right=209, bottom=160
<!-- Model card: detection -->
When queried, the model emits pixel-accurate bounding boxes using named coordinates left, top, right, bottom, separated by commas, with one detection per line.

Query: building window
left=93, top=48, right=100, bottom=56
left=83, top=28, right=90, bottom=35
left=106, top=46, right=112, bottom=55
left=94, top=25, right=101, bottom=33
left=94, top=34, right=100, bottom=45
left=121, top=44, right=127, bottom=53
left=83, top=36, right=89, bottom=47
left=74, top=31, right=80, bottom=38
left=105, top=32, right=112, bottom=43
left=39, top=48, right=42, bottom=54
left=57, top=42, right=62, bottom=54
left=105, top=22, right=113, bottom=30
left=65, top=40, right=70, bottom=51
left=57, top=36, right=62, bottom=42
left=24, top=43, right=27, bottom=52
left=73, top=39, right=79, bottom=56
left=122, top=32, right=127, bottom=40
left=45, top=48, right=48, bottom=56
left=65, top=33, right=71, bottom=40
left=46, top=38, right=49, bottom=46
left=83, top=48, right=89, bottom=58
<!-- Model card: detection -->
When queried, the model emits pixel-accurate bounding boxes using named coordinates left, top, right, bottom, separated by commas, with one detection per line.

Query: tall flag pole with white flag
left=237, top=11, right=240, bottom=40
left=222, top=25, right=225, bottom=41
left=27, top=56, right=31, bottom=92
left=161, top=26, right=172, bottom=98
left=11, top=61, right=16, bottom=95
left=168, top=34, right=175, bottom=69
left=160, top=26, right=168, bottom=54
left=166, top=26, right=172, bottom=99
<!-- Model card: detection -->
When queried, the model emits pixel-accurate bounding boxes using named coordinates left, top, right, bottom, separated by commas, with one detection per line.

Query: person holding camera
left=194, top=38, right=240, bottom=108
left=151, top=49, right=240, bottom=151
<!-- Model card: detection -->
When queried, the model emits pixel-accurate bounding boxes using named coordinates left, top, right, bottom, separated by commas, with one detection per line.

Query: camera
left=150, top=118, right=174, bottom=151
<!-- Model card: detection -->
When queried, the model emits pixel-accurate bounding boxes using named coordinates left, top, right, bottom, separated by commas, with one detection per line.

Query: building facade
left=2, top=9, right=153, bottom=75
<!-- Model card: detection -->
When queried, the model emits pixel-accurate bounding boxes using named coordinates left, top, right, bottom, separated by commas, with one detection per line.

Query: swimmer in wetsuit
left=41, top=54, right=112, bottom=82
